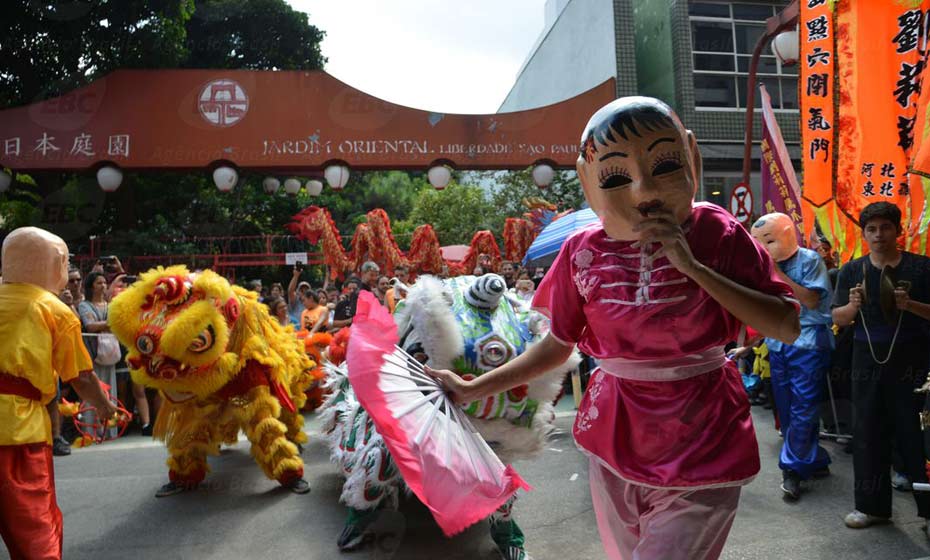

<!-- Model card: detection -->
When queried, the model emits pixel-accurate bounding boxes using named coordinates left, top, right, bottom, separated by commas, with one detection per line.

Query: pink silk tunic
left=533, top=203, right=797, bottom=490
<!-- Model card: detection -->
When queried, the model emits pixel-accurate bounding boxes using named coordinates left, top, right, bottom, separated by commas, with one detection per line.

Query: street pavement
left=19, top=407, right=930, bottom=560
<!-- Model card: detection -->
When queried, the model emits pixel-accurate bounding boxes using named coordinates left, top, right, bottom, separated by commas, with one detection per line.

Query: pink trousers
left=588, top=458, right=741, bottom=560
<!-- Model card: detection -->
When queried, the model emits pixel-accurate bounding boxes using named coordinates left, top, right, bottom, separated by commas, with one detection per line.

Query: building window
left=689, top=2, right=798, bottom=111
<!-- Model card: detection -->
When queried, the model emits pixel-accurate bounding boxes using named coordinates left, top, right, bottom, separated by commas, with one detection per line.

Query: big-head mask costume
left=2, top=227, right=70, bottom=293
left=750, top=213, right=799, bottom=263
left=576, top=97, right=703, bottom=241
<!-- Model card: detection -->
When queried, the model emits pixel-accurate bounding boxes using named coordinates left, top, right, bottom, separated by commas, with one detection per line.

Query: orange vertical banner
left=800, top=0, right=835, bottom=208
left=835, top=1, right=928, bottom=231
left=906, top=16, right=930, bottom=253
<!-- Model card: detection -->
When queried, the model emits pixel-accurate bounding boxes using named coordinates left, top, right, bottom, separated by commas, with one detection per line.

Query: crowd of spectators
left=48, top=257, right=161, bottom=456
left=241, top=257, right=547, bottom=339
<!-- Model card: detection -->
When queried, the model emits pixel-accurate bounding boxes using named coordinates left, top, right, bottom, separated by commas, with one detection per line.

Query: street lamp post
left=741, top=0, right=800, bottom=188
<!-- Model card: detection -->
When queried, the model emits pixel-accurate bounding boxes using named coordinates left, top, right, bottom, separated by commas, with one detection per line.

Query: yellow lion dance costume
left=109, top=266, right=314, bottom=496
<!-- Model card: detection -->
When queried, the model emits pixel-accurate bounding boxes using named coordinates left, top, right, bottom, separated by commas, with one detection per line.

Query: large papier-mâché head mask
left=576, top=97, right=702, bottom=240
left=751, top=212, right=800, bottom=263
left=1, top=227, right=70, bottom=293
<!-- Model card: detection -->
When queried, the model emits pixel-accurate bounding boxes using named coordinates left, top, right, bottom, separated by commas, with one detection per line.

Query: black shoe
left=140, top=424, right=153, bottom=437
left=781, top=471, right=801, bottom=500
left=812, top=466, right=831, bottom=479
left=284, top=477, right=311, bottom=494
left=52, top=436, right=71, bottom=457
left=155, top=481, right=193, bottom=498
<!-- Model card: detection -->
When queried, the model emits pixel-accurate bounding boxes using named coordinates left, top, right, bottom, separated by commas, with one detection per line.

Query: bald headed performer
left=751, top=214, right=834, bottom=501
left=0, top=227, right=116, bottom=560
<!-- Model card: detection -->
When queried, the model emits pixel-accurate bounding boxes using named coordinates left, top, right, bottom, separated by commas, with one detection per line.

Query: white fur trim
left=403, top=276, right=463, bottom=370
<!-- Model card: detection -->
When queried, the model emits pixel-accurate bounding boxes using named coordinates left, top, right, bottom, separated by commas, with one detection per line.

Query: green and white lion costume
left=319, top=274, right=580, bottom=559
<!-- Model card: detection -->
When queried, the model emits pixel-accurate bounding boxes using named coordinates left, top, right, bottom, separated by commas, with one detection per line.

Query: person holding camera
left=93, top=255, right=124, bottom=285
left=287, top=262, right=311, bottom=327
left=77, top=272, right=121, bottom=438
left=300, top=290, right=327, bottom=332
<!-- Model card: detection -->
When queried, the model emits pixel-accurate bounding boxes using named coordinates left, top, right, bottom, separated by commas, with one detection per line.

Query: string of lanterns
left=0, top=161, right=557, bottom=195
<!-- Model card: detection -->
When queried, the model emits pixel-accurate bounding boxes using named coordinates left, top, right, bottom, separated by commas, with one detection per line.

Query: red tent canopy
left=0, top=70, right=615, bottom=173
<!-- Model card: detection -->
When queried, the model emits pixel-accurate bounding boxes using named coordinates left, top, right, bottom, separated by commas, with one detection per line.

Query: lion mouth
left=163, top=390, right=196, bottom=404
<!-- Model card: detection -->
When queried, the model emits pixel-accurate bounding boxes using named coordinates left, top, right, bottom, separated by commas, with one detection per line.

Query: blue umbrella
left=522, top=208, right=600, bottom=268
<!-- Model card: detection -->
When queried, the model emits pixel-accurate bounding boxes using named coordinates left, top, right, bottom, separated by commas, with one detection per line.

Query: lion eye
left=189, top=325, right=215, bottom=353
left=136, top=335, right=155, bottom=355
left=481, top=341, right=509, bottom=367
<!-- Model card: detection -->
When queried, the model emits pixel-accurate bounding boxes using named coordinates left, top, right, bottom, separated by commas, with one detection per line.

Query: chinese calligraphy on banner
left=760, top=84, right=804, bottom=244
left=835, top=0, right=929, bottom=250
left=2, top=132, right=130, bottom=159
left=800, top=0, right=930, bottom=260
left=800, top=0, right=835, bottom=208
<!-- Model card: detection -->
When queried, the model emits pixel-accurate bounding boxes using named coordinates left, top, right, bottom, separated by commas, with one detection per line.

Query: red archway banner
left=0, top=70, right=616, bottom=173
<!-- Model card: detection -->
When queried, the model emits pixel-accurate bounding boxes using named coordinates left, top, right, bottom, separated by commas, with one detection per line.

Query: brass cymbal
left=878, top=265, right=911, bottom=324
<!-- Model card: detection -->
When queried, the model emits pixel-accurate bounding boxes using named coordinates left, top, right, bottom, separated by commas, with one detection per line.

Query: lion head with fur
left=109, top=266, right=312, bottom=405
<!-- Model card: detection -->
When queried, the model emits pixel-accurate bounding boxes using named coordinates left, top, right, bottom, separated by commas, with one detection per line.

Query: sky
left=287, top=0, right=547, bottom=114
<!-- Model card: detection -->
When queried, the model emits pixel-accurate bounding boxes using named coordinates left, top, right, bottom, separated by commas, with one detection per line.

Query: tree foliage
left=0, top=1, right=196, bottom=108
left=403, top=182, right=499, bottom=246
left=486, top=168, right=586, bottom=219
left=184, top=0, right=325, bottom=71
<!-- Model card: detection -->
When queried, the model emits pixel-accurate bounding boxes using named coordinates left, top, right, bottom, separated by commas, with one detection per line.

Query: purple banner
left=759, top=84, right=804, bottom=244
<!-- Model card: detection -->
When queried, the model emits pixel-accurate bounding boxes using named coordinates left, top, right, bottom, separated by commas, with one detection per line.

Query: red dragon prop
left=289, top=206, right=538, bottom=279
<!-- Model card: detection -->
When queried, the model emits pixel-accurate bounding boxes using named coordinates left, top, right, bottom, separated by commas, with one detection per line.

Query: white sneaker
left=844, top=510, right=889, bottom=528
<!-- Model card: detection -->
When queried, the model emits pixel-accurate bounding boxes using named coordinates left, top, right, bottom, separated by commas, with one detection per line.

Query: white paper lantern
left=427, top=165, right=452, bottom=190
left=262, top=177, right=280, bottom=195
left=213, top=166, right=237, bottom=192
left=0, top=170, right=11, bottom=193
left=97, top=166, right=123, bottom=192
left=306, top=179, right=324, bottom=197
left=771, top=29, right=799, bottom=65
left=324, top=164, right=350, bottom=190
left=532, top=164, right=555, bottom=188
left=284, top=178, right=302, bottom=195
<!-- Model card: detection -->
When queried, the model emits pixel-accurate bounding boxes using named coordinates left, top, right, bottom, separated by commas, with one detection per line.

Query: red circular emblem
left=198, top=79, right=249, bottom=127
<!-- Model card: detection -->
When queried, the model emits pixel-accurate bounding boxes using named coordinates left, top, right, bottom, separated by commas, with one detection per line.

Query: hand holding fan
left=346, top=291, right=530, bottom=536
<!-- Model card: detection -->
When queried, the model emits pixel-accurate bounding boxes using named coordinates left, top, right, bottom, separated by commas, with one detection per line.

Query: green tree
left=0, top=1, right=196, bottom=108
left=404, top=182, right=498, bottom=246
left=486, top=168, right=586, bottom=221
left=184, top=0, right=325, bottom=70
left=309, top=171, right=429, bottom=240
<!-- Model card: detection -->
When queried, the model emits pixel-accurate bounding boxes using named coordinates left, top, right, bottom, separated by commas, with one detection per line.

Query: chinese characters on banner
left=835, top=1, right=928, bottom=232
left=2, top=132, right=131, bottom=160
left=760, top=84, right=804, bottom=244
left=800, top=0, right=835, bottom=208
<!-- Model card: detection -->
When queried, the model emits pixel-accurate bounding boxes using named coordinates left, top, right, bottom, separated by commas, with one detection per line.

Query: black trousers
left=851, top=339, right=930, bottom=518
